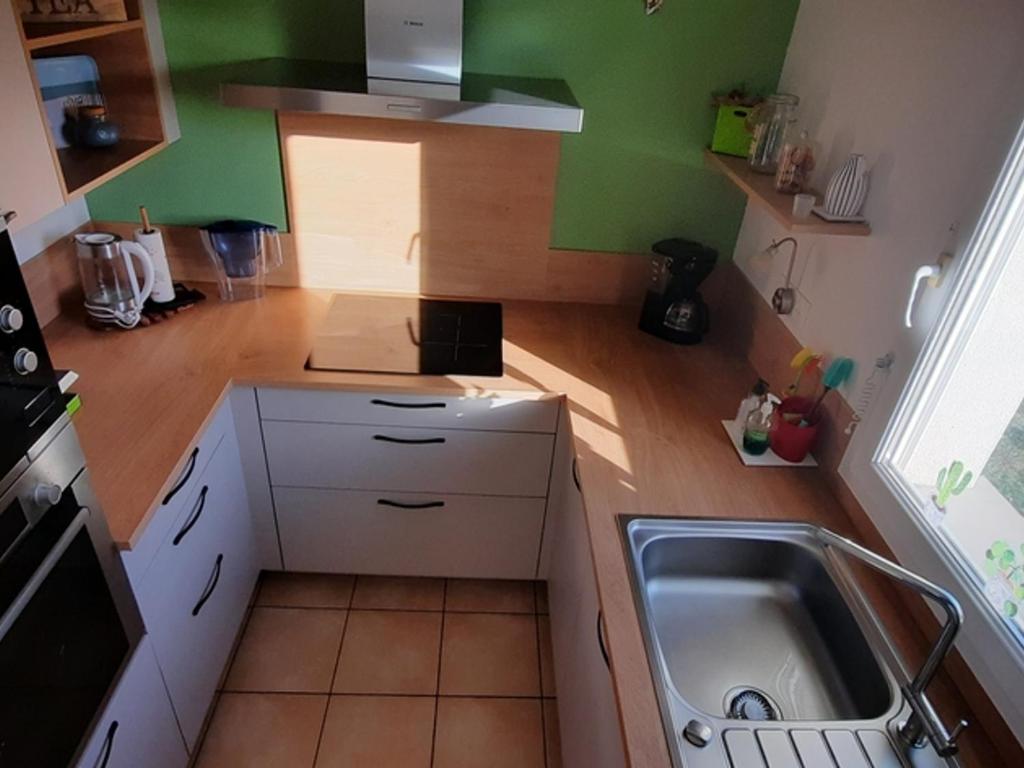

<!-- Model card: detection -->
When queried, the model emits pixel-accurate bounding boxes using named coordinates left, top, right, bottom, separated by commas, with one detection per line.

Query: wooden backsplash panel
left=278, top=112, right=635, bottom=300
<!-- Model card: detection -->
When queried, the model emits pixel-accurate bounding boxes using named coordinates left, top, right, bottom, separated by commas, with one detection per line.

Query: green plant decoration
left=983, top=540, right=1024, bottom=619
left=935, top=460, right=973, bottom=508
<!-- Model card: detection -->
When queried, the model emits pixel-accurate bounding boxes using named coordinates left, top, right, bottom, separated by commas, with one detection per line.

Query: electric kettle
left=76, top=232, right=155, bottom=329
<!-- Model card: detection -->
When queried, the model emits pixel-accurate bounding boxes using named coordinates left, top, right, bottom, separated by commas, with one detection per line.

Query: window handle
left=905, top=254, right=953, bottom=328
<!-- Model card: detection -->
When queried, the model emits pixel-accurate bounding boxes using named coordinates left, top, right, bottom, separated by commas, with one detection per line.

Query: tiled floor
left=195, top=574, right=561, bottom=768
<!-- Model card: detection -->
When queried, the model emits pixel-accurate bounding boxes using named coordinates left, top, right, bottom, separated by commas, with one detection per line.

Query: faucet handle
left=947, top=719, right=968, bottom=749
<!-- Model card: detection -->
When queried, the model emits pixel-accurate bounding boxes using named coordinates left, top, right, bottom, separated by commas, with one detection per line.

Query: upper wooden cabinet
left=0, top=0, right=178, bottom=230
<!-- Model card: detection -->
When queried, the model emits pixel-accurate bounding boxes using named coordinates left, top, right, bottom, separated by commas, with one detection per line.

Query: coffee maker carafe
left=638, top=238, right=716, bottom=345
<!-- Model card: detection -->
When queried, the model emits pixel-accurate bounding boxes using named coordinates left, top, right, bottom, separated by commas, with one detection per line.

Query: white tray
left=720, top=420, right=817, bottom=467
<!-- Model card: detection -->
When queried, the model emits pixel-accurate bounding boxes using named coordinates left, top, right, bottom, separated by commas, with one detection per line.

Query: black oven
left=0, top=213, right=145, bottom=767
left=1, top=212, right=65, bottom=492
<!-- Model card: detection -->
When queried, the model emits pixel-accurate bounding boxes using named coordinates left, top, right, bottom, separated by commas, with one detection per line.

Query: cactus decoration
left=935, top=460, right=973, bottom=509
left=983, top=541, right=1024, bottom=619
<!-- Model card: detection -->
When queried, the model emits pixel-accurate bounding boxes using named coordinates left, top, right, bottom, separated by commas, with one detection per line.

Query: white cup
left=792, top=193, right=816, bottom=219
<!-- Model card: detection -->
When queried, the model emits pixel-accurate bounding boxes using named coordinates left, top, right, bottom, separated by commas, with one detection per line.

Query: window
left=876, top=118, right=1024, bottom=650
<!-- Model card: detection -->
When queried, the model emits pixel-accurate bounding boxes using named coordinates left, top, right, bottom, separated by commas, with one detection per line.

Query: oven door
left=0, top=458, right=144, bottom=767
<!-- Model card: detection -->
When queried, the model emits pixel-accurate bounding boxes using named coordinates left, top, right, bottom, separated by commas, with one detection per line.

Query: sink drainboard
left=724, top=728, right=901, bottom=768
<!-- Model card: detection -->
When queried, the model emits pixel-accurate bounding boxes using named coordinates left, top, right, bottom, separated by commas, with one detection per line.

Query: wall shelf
left=704, top=149, right=871, bottom=237
left=24, top=18, right=144, bottom=50
left=58, top=138, right=165, bottom=196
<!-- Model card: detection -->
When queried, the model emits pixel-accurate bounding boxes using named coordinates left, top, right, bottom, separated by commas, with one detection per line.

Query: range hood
left=220, top=0, right=583, bottom=133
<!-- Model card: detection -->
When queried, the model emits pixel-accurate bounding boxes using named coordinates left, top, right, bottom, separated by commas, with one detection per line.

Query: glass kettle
left=76, top=232, right=154, bottom=329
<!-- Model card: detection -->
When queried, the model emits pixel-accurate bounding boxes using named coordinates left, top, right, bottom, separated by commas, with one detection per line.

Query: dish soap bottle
left=743, top=394, right=780, bottom=455
left=735, top=378, right=769, bottom=424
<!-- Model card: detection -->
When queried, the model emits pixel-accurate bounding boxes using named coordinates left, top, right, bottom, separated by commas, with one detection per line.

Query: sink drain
left=724, top=687, right=781, bottom=721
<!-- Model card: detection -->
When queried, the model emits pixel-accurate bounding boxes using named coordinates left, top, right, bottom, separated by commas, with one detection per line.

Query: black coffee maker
left=638, top=238, right=717, bottom=345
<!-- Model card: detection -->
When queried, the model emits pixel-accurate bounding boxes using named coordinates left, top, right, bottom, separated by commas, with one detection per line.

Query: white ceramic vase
left=824, top=153, right=869, bottom=217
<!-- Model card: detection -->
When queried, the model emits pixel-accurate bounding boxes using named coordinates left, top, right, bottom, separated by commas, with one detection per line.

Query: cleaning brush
left=787, top=347, right=822, bottom=395
left=802, top=357, right=854, bottom=426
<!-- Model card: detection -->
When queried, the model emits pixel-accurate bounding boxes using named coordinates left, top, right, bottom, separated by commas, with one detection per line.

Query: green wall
left=87, top=0, right=799, bottom=256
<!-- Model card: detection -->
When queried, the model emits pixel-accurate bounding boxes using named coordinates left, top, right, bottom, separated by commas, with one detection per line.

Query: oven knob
left=33, top=483, right=62, bottom=508
left=13, top=347, right=38, bottom=375
left=0, top=304, right=23, bottom=333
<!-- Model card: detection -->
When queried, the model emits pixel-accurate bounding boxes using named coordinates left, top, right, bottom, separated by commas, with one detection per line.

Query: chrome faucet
left=817, top=529, right=968, bottom=758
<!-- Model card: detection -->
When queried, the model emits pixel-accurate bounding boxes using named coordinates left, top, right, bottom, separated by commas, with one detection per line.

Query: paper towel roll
left=134, top=227, right=176, bottom=303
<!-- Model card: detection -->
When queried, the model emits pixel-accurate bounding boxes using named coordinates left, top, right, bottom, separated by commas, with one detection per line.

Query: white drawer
left=122, top=402, right=234, bottom=586
left=74, top=638, right=187, bottom=768
left=257, top=387, right=559, bottom=433
left=275, top=487, right=545, bottom=578
left=263, top=421, right=554, bottom=497
left=137, top=430, right=257, bottom=752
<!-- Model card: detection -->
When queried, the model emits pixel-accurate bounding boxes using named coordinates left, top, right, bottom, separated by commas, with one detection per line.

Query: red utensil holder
left=770, top=396, right=820, bottom=463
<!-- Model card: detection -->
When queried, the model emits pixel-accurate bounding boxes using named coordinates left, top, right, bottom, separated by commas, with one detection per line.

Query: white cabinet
left=263, top=420, right=554, bottom=497
left=0, top=2, right=64, bottom=230
left=544, top=411, right=626, bottom=768
left=275, top=487, right=545, bottom=578
left=257, top=387, right=559, bottom=433
left=254, top=386, right=558, bottom=579
left=73, top=638, right=186, bottom=768
left=128, top=406, right=258, bottom=753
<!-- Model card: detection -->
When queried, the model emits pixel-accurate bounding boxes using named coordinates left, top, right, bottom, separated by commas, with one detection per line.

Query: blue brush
left=802, top=357, right=854, bottom=426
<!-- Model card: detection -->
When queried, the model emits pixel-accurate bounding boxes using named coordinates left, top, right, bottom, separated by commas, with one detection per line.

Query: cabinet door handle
left=373, top=434, right=446, bottom=445
left=97, top=720, right=119, bottom=768
left=377, top=498, right=446, bottom=510
left=597, top=610, right=610, bottom=669
left=192, top=554, right=224, bottom=617
left=572, top=457, right=582, bottom=492
left=371, top=398, right=447, bottom=410
left=163, top=446, right=199, bottom=505
left=173, top=485, right=208, bottom=546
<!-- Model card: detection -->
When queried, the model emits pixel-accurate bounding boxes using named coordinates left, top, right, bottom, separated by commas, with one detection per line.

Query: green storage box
left=711, top=104, right=754, bottom=158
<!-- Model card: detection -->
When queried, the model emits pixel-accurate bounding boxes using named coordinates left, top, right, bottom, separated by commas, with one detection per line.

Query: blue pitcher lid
left=202, top=219, right=278, bottom=234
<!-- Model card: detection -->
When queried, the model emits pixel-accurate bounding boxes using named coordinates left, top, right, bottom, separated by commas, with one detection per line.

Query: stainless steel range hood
left=219, top=1, right=583, bottom=133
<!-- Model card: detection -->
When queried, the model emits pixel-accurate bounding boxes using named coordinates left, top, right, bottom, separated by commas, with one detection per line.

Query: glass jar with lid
left=747, top=93, right=799, bottom=175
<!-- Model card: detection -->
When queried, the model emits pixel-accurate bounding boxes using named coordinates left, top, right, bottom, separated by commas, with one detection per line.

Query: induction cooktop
left=308, top=294, right=504, bottom=377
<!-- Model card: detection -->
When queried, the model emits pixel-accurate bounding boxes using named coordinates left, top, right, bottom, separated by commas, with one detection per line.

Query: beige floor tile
left=543, top=699, right=562, bottom=768
left=535, top=582, right=549, bottom=614
left=225, top=607, right=346, bottom=693
left=445, top=579, right=536, bottom=614
left=194, top=693, right=326, bottom=768
left=258, top=572, right=354, bottom=609
left=440, top=613, right=539, bottom=696
left=333, top=610, right=441, bottom=694
left=351, top=575, right=445, bottom=610
left=538, top=614, right=556, bottom=697
left=433, top=697, right=545, bottom=768
left=315, top=695, right=434, bottom=768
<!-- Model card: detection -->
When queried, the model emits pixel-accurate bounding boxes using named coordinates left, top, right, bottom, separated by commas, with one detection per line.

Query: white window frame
left=872, top=117, right=1024, bottom=735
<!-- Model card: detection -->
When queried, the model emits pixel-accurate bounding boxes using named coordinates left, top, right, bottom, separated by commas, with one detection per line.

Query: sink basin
left=643, top=533, right=891, bottom=722
left=621, top=518, right=954, bottom=768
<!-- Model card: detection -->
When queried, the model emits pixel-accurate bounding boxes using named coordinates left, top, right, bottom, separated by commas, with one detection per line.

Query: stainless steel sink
left=621, top=518, right=964, bottom=768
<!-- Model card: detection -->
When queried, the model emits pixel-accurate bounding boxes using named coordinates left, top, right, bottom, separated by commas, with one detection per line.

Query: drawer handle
left=192, top=553, right=223, bottom=617
left=597, top=609, right=610, bottom=669
left=173, top=485, right=208, bottom=546
left=572, top=457, right=582, bottom=492
left=97, top=720, right=119, bottom=768
left=373, top=434, right=447, bottom=445
left=371, top=398, right=447, bottom=410
left=377, top=498, right=446, bottom=510
left=163, top=446, right=199, bottom=505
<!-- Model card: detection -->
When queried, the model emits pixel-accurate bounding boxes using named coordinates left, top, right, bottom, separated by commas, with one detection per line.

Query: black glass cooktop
left=308, top=295, right=504, bottom=377
left=416, top=299, right=503, bottom=376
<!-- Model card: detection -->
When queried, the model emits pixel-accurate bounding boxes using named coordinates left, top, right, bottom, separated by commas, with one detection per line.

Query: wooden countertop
left=37, top=287, right=957, bottom=767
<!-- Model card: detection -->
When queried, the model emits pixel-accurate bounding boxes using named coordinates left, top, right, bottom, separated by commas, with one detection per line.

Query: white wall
left=733, top=0, right=1024, bottom=414
left=729, top=0, right=1024, bottom=742
left=11, top=199, right=89, bottom=265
